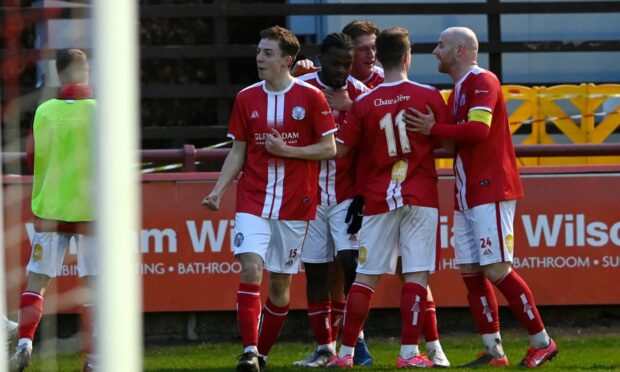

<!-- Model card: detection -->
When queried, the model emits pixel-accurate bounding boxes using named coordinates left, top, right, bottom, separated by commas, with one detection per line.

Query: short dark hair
left=259, top=26, right=300, bottom=61
left=56, top=48, right=87, bottom=75
left=342, top=20, right=379, bottom=40
left=376, top=27, right=411, bottom=70
left=320, top=32, right=355, bottom=54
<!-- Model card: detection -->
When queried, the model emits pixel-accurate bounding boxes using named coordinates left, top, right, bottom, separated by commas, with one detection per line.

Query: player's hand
left=202, top=192, right=220, bottom=211
left=265, top=128, right=289, bottom=157
left=404, top=104, right=435, bottom=135
left=345, top=195, right=364, bottom=234
left=291, top=59, right=319, bottom=76
left=323, top=89, right=353, bottom=112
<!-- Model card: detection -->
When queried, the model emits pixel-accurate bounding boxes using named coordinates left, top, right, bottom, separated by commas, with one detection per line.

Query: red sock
left=341, top=283, right=373, bottom=347
left=423, top=299, right=439, bottom=342
left=18, top=291, right=44, bottom=341
left=308, top=301, right=331, bottom=346
left=331, top=301, right=346, bottom=342
left=401, top=283, right=427, bottom=345
left=462, top=273, right=500, bottom=334
left=494, top=270, right=545, bottom=335
left=81, top=304, right=94, bottom=354
left=257, top=298, right=289, bottom=356
left=237, top=283, right=261, bottom=348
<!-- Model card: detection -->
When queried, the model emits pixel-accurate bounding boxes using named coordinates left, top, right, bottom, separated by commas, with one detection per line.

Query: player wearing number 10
left=327, top=28, right=450, bottom=369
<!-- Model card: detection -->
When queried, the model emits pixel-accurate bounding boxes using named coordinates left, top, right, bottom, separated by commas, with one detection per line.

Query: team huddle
left=204, top=21, right=561, bottom=371
left=6, top=19, right=560, bottom=372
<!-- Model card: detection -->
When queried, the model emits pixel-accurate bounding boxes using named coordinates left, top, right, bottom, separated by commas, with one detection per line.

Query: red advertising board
left=4, top=169, right=620, bottom=313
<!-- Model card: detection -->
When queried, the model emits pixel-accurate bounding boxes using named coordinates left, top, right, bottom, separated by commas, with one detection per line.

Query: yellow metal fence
left=437, top=83, right=620, bottom=167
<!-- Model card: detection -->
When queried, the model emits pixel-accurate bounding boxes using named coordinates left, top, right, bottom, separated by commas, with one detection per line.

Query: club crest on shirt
left=459, top=94, right=466, bottom=107
left=291, top=106, right=306, bottom=120
left=233, top=233, right=244, bottom=248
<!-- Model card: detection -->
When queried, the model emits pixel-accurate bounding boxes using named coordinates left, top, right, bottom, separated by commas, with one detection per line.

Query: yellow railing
left=436, top=83, right=620, bottom=167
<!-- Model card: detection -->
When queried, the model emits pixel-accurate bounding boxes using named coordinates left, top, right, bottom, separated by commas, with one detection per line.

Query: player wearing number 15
left=202, top=26, right=337, bottom=372
left=327, top=28, right=450, bottom=369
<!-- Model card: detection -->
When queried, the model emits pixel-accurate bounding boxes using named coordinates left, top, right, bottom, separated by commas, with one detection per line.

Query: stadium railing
left=4, top=143, right=620, bottom=174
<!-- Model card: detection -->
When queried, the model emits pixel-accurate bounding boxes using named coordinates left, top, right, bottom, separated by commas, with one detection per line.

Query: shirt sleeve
left=311, top=89, right=337, bottom=138
left=336, top=100, right=362, bottom=148
left=427, top=89, right=452, bottom=148
left=227, top=94, right=247, bottom=142
left=428, top=89, right=451, bottom=125
left=468, top=73, right=499, bottom=125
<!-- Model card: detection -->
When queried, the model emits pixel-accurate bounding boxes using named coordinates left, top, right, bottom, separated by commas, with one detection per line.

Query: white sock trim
left=18, top=338, right=33, bottom=350
left=530, top=329, right=550, bottom=349
left=339, top=345, right=354, bottom=358
left=400, top=344, right=420, bottom=359
left=318, top=343, right=336, bottom=353
left=482, top=332, right=505, bottom=358
left=426, top=339, right=441, bottom=351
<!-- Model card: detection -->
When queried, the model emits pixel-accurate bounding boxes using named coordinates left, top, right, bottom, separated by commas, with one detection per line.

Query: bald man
left=404, top=27, right=558, bottom=368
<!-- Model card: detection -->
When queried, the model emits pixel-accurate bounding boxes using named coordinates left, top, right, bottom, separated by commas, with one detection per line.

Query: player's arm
left=266, top=129, right=336, bottom=160
left=405, top=79, right=496, bottom=144
left=404, top=104, right=491, bottom=144
left=323, top=89, right=353, bottom=112
left=202, top=140, right=246, bottom=211
left=334, top=99, right=362, bottom=158
left=335, top=141, right=351, bottom=158
left=291, top=59, right=320, bottom=77
left=423, top=91, right=456, bottom=152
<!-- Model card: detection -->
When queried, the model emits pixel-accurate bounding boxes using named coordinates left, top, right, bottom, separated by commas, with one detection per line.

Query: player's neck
left=317, top=71, right=340, bottom=90
left=383, top=68, right=408, bottom=83
left=450, top=62, right=478, bottom=84
left=265, top=73, right=294, bottom=92
left=351, top=66, right=372, bottom=82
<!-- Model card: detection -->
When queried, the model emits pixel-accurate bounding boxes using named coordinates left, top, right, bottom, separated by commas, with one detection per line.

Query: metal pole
left=94, top=0, right=142, bottom=371
left=0, top=68, right=8, bottom=372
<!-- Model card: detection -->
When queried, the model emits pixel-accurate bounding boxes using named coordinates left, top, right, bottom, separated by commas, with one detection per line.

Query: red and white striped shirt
left=448, top=67, right=523, bottom=210
left=227, top=79, right=337, bottom=220
left=298, top=72, right=369, bottom=205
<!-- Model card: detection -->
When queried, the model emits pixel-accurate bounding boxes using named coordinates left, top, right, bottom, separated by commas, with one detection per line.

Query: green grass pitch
left=24, top=332, right=620, bottom=371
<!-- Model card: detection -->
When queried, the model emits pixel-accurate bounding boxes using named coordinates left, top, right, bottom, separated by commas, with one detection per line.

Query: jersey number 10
left=379, top=110, right=411, bottom=157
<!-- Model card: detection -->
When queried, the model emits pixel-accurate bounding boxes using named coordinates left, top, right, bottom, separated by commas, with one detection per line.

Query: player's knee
left=482, top=262, right=511, bottom=283
left=25, top=272, right=52, bottom=294
left=403, top=271, right=429, bottom=288
left=354, top=273, right=379, bottom=289
left=305, top=263, right=329, bottom=289
left=239, top=258, right=263, bottom=284
left=269, top=273, right=292, bottom=299
left=336, top=251, right=358, bottom=276
left=458, top=263, right=481, bottom=274
left=336, top=249, right=357, bottom=266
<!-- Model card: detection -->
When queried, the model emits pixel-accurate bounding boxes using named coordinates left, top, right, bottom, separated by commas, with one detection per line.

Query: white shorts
left=26, top=232, right=97, bottom=278
left=301, top=200, right=359, bottom=264
left=233, top=213, right=309, bottom=274
left=357, top=205, right=438, bottom=275
left=453, top=200, right=516, bottom=266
